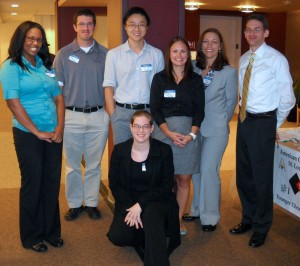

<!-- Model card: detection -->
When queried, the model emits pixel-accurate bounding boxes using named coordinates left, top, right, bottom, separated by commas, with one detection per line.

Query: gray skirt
left=151, top=116, right=201, bottom=175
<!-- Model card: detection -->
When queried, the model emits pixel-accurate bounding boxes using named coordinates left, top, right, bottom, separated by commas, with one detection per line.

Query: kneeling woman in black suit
left=107, top=110, right=180, bottom=266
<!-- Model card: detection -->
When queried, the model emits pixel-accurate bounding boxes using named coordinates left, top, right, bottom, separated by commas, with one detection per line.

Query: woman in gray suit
left=185, top=28, right=238, bottom=232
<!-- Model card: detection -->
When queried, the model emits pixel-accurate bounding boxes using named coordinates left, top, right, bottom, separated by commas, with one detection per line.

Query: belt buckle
left=83, top=107, right=91, bottom=113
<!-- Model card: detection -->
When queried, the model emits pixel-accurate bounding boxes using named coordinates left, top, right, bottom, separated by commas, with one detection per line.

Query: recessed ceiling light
left=11, top=12, right=17, bottom=16
left=185, top=2, right=200, bottom=11
left=11, top=4, right=19, bottom=8
left=240, top=7, right=255, bottom=13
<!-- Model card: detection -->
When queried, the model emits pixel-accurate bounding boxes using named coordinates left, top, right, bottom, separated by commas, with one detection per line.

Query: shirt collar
left=22, top=55, right=43, bottom=68
left=123, top=40, right=148, bottom=54
left=249, top=42, right=267, bottom=59
left=70, top=38, right=98, bottom=53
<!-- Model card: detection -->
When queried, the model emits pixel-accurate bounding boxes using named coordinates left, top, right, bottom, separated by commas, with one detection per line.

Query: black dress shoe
left=48, top=238, right=64, bottom=247
left=182, top=213, right=200, bottom=221
left=249, top=232, right=266, bottom=248
left=229, top=223, right=252, bottom=234
left=31, top=242, right=48, bottom=252
left=85, top=206, right=101, bottom=219
left=64, top=206, right=84, bottom=221
left=202, top=225, right=217, bottom=232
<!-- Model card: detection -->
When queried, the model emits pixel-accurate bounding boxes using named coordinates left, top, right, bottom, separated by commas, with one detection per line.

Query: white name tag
left=69, top=54, right=80, bottom=63
left=45, top=69, right=55, bottom=78
left=164, top=90, right=176, bottom=98
left=142, top=163, right=146, bottom=171
left=141, top=64, right=152, bottom=72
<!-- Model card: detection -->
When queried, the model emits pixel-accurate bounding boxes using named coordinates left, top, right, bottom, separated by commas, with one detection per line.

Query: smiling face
left=22, top=27, right=42, bottom=63
left=201, top=31, right=221, bottom=61
left=124, top=14, right=148, bottom=43
left=130, top=115, right=154, bottom=144
left=244, top=19, right=269, bottom=51
left=73, top=15, right=95, bottom=44
left=169, top=40, right=189, bottom=67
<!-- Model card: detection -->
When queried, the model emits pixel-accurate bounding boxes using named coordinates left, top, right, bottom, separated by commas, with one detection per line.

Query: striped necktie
left=239, top=53, right=255, bottom=122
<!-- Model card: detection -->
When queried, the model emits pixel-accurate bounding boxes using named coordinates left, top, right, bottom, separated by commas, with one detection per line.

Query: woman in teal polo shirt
left=0, top=21, right=65, bottom=252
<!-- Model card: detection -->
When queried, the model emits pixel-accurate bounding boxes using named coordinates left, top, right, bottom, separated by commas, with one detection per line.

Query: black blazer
left=108, top=138, right=180, bottom=254
left=109, top=137, right=177, bottom=210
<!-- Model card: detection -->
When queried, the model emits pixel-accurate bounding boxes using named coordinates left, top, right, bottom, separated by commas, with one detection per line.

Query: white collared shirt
left=103, top=40, right=164, bottom=104
left=239, top=42, right=295, bottom=128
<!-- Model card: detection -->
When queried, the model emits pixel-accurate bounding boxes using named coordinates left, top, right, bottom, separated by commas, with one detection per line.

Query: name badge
left=45, top=69, right=55, bottom=78
left=203, top=75, right=212, bottom=86
left=164, top=90, right=176, bottom=98
left=141, top=64, right=152, bottom=72
left=142, top=163, right=146, bottom=171
left=69, top=54, right=80, bottom=63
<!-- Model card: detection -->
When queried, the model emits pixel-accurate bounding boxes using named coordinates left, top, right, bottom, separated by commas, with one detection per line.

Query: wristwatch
left=189, top=132, right=197, bottom=140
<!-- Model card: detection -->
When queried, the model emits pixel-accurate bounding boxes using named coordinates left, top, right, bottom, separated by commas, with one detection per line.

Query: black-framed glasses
left=26, top=36, right=43, bottom=44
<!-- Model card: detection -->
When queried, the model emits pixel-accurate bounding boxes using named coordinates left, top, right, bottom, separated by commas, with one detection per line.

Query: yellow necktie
left=240, top=53, right=255, bottom=122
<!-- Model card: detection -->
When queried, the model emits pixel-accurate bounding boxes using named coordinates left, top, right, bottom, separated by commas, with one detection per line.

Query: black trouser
left=107, top=202, right=180, bottom=266
left=13, top=128, right=62, bottom=248
left=236, top=112, right=277, bottom=234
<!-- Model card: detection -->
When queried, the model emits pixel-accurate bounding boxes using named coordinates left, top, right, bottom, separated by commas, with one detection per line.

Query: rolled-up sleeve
left=103, top=50, right=116, bottom=88
left=0, top=61, right=20, bottom=100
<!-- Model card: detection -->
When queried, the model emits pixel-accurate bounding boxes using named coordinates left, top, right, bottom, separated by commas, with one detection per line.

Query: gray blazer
left=194, top=64, right=238, bottom=137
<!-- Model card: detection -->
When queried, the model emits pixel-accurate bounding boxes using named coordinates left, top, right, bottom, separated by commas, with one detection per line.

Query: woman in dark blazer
left=107, top=110, right=180, bottom=266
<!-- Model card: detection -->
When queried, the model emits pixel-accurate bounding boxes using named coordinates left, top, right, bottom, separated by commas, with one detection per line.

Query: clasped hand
left=36, top=125, right=64, bottom=143
left=124, top=203, right=143, bottom=229
left=169, top=131, right=191, bottom=147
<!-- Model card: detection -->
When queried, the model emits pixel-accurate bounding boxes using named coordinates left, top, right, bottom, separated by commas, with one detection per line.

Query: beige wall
left=0, top=22, right=20, bottom=64
left=0, top=15, right=108, bottom=63
left=94, top=16, right=108, bottom=48
left=0, top=17, right=55, bottom=64
left=286, top=10, right=300, bottom=81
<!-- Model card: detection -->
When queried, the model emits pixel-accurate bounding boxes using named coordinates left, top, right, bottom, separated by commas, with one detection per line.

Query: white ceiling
left=0, top=0, right=299, bottom=24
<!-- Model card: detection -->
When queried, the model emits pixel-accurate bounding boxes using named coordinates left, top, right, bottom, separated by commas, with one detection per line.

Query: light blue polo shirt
left=0, top=56, right=61, bottom=132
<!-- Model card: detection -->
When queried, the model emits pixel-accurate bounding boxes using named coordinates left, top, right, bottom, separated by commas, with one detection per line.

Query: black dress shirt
left=150, top=69, right=205, bottom=127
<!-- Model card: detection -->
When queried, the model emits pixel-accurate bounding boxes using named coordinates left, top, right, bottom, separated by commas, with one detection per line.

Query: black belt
left=66, top=106, right=102, bottom=113
left=246, top=109, right=276, bottom=118
left=116, top=102, right=150, bottom=110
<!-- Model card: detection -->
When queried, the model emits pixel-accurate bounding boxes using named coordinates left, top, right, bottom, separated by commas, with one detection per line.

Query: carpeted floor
left=0, top=172, right=300, bottom=266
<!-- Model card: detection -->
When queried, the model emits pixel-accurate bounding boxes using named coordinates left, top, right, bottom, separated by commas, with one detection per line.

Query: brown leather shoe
left=229, top=223, right=252, bottom=234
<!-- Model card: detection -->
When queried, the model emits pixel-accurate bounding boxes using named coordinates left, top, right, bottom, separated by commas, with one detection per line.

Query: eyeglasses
left=77, top=22, right=94, bottom=28
left=132, top=124, right=151, bottom=130
left=26, top=36, right=43, bottom=44
left=244, top=27, right=264, bottom=34
left=126, top=24, right=147, bottom=30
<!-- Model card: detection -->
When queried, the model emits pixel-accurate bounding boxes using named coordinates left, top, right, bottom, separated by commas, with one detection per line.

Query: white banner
left=274, top=142, right=300, bottom=218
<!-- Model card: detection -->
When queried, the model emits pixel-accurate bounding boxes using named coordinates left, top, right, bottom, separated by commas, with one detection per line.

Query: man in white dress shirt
left=103, top=6, right=164, bottom=145
left=229, top=13, right=295, bottom=248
